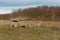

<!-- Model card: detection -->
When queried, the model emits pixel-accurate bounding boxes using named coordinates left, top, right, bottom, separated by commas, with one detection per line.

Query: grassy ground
left=0, top=25, right=60, bottom=40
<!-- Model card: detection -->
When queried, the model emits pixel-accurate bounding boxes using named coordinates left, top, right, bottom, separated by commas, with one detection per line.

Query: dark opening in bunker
left=12, top=25, right=15, bottom=28
left=12, top=20, right=18, bottom=22
left=21, top=25, right=25, bottom=28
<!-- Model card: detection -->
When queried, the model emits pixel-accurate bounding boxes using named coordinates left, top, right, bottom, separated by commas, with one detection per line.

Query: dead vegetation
left=0, top=20, right=10, bottom=26
left=0, top=25, right=60, bottom=40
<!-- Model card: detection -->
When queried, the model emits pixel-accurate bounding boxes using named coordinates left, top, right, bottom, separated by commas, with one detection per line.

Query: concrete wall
left=19, top=21, right=42, bottom=27
left=10, top=20, right=60, bottom=28
left=19, top=21, right=60, bottom=27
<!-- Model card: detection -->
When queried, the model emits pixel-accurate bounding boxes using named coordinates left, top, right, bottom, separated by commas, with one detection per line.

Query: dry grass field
left=0, top=20, right=10, bottom=26
left=0, top=20, right=60, bottom=40
left=0, top=25, right=60, bottom=40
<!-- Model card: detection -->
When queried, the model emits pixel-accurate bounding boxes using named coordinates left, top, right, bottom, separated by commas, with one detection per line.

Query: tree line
left=0, top=6, right=60, bottom=21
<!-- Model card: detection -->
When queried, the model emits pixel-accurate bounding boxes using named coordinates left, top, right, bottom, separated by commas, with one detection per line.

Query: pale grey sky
left=0, top=0, right=60, bottom=14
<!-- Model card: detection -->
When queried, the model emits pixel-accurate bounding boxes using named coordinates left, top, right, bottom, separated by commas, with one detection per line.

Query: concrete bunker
left=10, top=18, right=43, bottom=28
